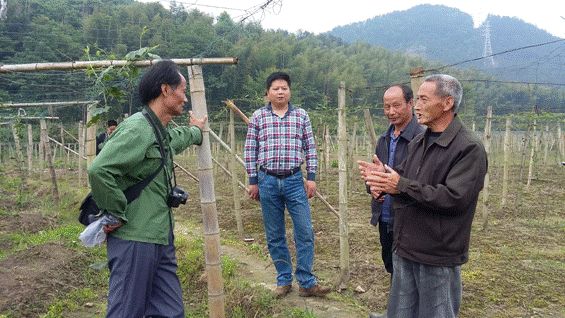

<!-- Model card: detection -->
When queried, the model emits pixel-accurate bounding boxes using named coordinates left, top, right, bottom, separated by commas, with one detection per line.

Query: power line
left=426, top=39, right=565, bottom=72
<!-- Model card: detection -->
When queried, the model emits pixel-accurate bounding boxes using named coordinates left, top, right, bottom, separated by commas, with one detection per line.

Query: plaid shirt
left=244, top=103, right=317, bottom=185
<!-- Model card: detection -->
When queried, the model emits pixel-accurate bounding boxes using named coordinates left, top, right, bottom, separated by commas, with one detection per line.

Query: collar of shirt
left=266, top=102, right=295, bottom=118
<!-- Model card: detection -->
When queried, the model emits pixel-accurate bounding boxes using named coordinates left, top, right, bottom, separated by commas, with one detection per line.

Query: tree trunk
left=187, top=65, right=225, bottom=318
left=337, top=81, right=350, bottom=289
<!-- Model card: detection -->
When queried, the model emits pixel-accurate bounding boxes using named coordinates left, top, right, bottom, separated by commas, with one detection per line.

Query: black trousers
left=378, top=220, right=394, bottom=275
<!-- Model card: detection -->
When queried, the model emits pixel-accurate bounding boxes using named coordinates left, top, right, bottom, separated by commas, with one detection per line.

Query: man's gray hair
left=423, top=74, right=463, bottom=113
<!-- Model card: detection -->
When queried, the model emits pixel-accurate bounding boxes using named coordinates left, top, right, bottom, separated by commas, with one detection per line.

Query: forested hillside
left=329, top=4, right=564, bottom=84
left=0, top=0, right=563, bottom=124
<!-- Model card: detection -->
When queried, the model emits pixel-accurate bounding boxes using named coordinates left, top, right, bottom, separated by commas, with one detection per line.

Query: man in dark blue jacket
left=360, top=74, right=487, bottom=318
left=368, top=84, right=424, bottom=280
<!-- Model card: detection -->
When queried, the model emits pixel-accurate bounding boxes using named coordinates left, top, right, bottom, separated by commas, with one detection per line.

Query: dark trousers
left=378, top=220, right=394, bottom=275
left=105, top=230, right=184, bottom=318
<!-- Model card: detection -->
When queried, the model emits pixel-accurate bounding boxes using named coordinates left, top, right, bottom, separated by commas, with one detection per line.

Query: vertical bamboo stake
left=348, top=121, right=358, bottom=193
left=337, top=81, right=350, bottom=289
left=526, top=119, right=537, bottom=188
left=543, top=125, right=550, bottom=167
left=557, top=123, right=565, bottom=160
left=27, top=124, right=33, bottom=172
left=187, top=65, right=225, bottom=318
left=229, top=110, right=244, bottom=238
left=78, top=121, right=84, bottom=187
left=501, top=117, right=511, bottom=208
left=11, top=123, right=27, bottom=186
left=481, top=106, right=492, bottom=230
left=324, top=125, right=330, bottom=187
left=40, top=119, right=59, bottom=205
left=85, top=109, right=97, bottom=169
left=558, top=124, right=564, bottom=160
left=363, top=109, right=377, bottom=147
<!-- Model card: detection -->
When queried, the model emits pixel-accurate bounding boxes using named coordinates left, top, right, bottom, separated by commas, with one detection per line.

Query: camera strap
left=142, top=109, right=176, bottom=191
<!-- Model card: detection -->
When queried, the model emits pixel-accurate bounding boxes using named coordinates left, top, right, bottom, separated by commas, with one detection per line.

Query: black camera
left=167, top=186, right=188, bottom=208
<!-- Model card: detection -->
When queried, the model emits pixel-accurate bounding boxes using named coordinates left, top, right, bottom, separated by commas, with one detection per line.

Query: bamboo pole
left=224, top=100, right=340, bottom=218
left=78, top=121, right=84, bottom=187
left=558, top=124, right=564, bottom=160
left=481, top=106, right=492, bottom=230
left=363, top=109, right=378, bottom=147
left=27, top=124, right=33, bottom=172
left=501, top=117, right=511, bottom=208
left=337, top=82, right=350, bottom=289
left=324, top=125, right=331, bottom=189
left=48, top=136, right=86, bottom=159
left=229, top=110, right=244, bottom=237
left=409, top=67, right=425, bottom=97
left=0, top=57, right=238, bottom=73
left=543, top=125, right=550, bottom=167
left=85, top=110, right=97, bottom=169
left=212, top=157, right=246, bottom=191
left=0, top=101, right=96, bottom=109
left=11, top=123, right=27, bottom=184
left=40, top=119, right=59, bottom=205
left=526, top=119, right=537, bottom=188
left=187, top=65, right=225, bottom=318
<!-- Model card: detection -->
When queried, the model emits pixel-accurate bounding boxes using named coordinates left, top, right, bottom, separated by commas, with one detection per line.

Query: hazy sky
left=142, top=0, right=565, bottom=38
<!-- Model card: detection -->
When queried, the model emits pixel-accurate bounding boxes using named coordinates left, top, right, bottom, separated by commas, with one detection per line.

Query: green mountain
left=329, top=4, right=563, bottom=84
left=0, top=0, right=563, bottom=126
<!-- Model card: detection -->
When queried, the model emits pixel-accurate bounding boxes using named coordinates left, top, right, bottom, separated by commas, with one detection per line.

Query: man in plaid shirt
left=244, top=71, right=331, bottom=298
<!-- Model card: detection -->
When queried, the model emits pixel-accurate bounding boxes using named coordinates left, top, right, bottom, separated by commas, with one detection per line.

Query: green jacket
left=88, top=108, right=202, bottom=245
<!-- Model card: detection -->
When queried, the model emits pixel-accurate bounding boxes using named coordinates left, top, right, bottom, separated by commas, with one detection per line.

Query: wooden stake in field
left=501, top=117, right=512, bottom=208
left=337, top=82, right=350, bottom=289
left=481, top=106, right=492, bottom=230
left=11, top=123, right=27, bottom=187
left=526, top=119, right=537, bottom=188
left=187, top=65, right=225, bottom=318
left=40, top=119, right=59, bottom=205
left=78, top=121, right=85, bottom=187
left=229, top=109, right=244, bottom=238
left=27, top=124, right=33, bottom=172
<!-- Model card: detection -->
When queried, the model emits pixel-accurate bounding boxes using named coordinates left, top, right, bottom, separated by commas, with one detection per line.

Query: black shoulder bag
left=78, top=112, right=165, bottom=226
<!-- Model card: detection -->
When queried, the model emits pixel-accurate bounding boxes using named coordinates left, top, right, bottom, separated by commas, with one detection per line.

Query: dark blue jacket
left=369, top=116, right=424, bottom=226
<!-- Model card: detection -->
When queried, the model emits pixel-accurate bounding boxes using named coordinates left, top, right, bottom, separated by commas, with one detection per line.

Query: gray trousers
left=387, top=253, right=461, bottom=318
left=105, top=231, right=184, bottom=318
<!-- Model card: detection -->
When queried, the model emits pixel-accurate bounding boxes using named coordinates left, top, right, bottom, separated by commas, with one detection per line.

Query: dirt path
left=220, top=243, right=368, bottom=318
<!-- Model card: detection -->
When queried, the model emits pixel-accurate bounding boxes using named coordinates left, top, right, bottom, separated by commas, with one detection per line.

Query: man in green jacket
left=88, top=60, right=206, bottom=318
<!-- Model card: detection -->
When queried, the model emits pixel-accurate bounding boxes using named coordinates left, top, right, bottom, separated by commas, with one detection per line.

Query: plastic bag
left=79, top=215, right=120, bottom=247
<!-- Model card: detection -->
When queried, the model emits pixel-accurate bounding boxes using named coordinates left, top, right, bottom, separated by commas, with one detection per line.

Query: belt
left=259, top=166, right=301, bottom=178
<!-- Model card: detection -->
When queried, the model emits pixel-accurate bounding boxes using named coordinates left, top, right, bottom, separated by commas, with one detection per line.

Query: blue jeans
left=387, top=253, right=461, bottom=318
left=258, top=170, right=316, bottom=288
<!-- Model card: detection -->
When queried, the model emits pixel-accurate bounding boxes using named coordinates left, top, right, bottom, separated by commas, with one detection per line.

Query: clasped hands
left=358, top=155, right=400, bottom=200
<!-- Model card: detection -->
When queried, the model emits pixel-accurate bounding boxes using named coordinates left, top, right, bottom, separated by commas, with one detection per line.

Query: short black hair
left=106, top=119, right=118, bottom=127
left=138, top=60, right=182, bottom=105
left=266, top=71, right=291, bottom=90
left=385, top=84, right=413, bottom=103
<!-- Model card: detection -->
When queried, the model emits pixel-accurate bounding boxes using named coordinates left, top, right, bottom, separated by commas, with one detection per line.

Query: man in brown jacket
left=359, top=74, right=487, bottom=318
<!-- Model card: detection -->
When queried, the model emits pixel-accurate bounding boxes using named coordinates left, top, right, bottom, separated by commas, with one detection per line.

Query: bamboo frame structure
left=0, top=57, right=238, bottom=73
left=481, top=106, right=492, bottom=230
left=187, top=65, right=225, bottom=318
left=337, top=82, right=350, bottom=288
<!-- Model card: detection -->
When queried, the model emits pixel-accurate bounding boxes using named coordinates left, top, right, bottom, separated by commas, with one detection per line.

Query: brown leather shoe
left=298, top=284, right=331, bottom=297
left=274, top=284, right=292, bottom=298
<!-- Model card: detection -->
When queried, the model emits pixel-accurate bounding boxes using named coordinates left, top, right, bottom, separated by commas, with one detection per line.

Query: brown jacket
left=393, top=116, right=488, bottom=266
